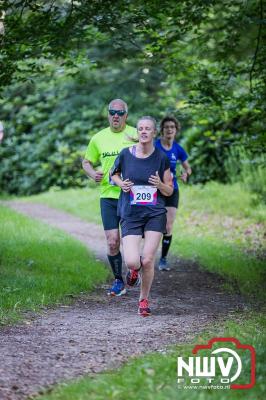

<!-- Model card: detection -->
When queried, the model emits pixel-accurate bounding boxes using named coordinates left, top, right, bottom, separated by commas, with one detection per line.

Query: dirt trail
left=0, top=202, right=246, bottom=400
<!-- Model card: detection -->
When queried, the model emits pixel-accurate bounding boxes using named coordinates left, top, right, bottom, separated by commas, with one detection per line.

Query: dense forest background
left=0, top=0, right=265, bottom=201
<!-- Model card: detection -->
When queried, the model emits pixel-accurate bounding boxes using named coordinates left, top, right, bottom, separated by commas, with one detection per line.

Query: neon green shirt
left=84, top=125, right=137, bottom=198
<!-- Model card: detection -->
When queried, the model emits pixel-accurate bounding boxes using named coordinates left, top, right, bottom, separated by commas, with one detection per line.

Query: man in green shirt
left=82, top=99, right=137, bottom=296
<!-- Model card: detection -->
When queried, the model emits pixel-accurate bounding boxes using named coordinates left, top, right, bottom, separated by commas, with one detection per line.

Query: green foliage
left=225, top=145, right=266, bottom=204
left=0, top=0, right=265, bottom=193
left=178, top=80, right=265, bottom=184
left=0, top=205, right=108, bottom=324
left=0, top=57, right=167, bottom=195
left=0, top=80, right=88, bottom=194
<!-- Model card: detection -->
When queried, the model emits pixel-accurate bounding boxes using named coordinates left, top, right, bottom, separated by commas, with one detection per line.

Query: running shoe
left=158, top=257, right=170, bottom=271
left=126, top=268, right=141, bottom=287
left=108, top=279, right=127, bottom=296
left=138, top=299, right=151, bottom=317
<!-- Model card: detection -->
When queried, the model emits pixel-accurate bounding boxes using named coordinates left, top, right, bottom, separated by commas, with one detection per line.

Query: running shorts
left=100, top=198, right=120, bottom=230
left=165, top=188, right=179, bottom=208
left=120, top=213, right=166, bottom=238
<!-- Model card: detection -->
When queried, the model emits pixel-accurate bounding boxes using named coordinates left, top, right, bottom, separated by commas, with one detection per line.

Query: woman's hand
left=180, top=171, right=189, bottom=183
left=148, top=171, right=162, bottom=189
left=120, top=178, right=134, bottom=192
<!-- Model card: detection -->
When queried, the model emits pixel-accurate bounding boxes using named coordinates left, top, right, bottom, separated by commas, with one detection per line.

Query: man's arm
left=82, top=159, right=103, bottom=182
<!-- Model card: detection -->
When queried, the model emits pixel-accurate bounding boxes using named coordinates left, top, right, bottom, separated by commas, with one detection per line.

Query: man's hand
left=120, top=178, right=134, bottom=192
left=148, top=171, right=161, bottom=189
left=93, top=171, right=104, bottom=182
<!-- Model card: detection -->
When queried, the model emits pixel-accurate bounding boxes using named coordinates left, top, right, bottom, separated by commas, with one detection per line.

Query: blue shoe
left=158, top=257, right=170, bottom=271
left=108, top=279, right=127, bottom=296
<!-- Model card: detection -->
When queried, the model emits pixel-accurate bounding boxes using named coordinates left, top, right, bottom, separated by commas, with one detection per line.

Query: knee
left=124, top=255, right=140, bottom=270
left=141, top=255, right=154, bottom=269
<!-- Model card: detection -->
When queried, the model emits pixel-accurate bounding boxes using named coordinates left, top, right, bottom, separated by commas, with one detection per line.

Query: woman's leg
left=122, top=235, right=142, bottom=270
left=140, top=231, right=162, bottom=300
left=165, top=206, right=177, bottom=236
left=161, top=206, right=177, bottom=258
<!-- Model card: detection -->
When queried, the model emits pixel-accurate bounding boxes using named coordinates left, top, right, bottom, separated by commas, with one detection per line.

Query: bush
left=225, top=145, right=266, bottom=204
left=0, top=61, right=166, bottom=195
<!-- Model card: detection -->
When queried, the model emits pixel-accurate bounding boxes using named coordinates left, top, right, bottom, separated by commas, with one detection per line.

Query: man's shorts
left=100, top=198, right=120, bottom=230
left=165, top=189, right=179, bottom=208
left=120, top=213, right=166, bottom=238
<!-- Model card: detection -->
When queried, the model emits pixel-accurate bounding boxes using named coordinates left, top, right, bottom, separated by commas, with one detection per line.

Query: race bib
left=130, top=185, right=157, bottom=206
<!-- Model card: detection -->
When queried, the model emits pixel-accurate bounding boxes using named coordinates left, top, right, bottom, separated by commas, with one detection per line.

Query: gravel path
left=0, top=202, right=246, bottom=400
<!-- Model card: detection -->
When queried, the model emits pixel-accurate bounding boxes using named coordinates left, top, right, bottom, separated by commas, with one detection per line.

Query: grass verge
left=171, top=234, right=265, bottom=300
left=37, top=312, right=266, bottom=400
left=0, top=206, right=109, bottom=325
left=22, top=182, right=266, bottom=223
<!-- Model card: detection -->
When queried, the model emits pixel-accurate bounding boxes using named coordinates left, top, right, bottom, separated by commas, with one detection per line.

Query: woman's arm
left=148, top=169, right=173, bottom=196
left=180, top=160, right=192, bottom=183
left=111, top=174, right=134, bottom=193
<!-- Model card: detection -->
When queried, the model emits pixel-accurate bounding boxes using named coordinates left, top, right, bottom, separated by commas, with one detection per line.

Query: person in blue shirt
left=155, top=116, right=192, bottom=271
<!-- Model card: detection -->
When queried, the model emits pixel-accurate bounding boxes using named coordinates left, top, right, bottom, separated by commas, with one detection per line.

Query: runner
left=82, top=99, right=137, bottom=296
left=155, top=116, right=192, bottom=271
left=110, top=116, right=173, bottom=316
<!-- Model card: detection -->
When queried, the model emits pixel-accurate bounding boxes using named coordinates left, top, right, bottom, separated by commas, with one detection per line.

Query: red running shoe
left=138, top=299, right=151, bottom=317
left=126, top=268, right=141, bottom=287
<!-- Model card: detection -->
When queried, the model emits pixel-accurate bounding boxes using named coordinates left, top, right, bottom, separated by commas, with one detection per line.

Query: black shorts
left=100, top=198, right=120, bottom=230
left=120, top=213, right=166, bottom=238
left=165, top=189, right=179, bottom=208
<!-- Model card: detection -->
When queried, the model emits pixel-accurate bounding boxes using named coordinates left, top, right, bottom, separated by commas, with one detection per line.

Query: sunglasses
left=109, top=109, right=126, bottom=116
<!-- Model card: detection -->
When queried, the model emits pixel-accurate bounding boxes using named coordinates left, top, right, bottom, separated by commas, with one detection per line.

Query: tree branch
left=249, top=0, right=263, bottom=92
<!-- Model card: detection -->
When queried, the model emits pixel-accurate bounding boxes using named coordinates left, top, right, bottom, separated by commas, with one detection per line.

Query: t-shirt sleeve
left=177, top=144, right=188, bottom=162
left=84, top=136, right=100, bottom=164
left=110, top=151, right=124, bottom=176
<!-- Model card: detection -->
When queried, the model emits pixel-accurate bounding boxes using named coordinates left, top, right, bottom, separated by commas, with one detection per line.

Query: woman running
left=110, top=116, right=173, bottom=316
left=155, top=116, right=192, bottom=271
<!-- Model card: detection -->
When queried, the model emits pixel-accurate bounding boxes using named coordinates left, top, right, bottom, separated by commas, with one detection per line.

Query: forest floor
left=0, top=202, right=246, bottom=400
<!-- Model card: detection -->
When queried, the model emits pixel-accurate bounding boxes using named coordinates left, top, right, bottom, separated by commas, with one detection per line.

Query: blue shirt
left=155, top=138, right=188, bottom=189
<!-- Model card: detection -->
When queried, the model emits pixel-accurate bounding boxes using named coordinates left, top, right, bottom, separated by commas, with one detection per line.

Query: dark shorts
left=165, top=189, right=179, bottom=208
left=120, top=213, right=167, bottom=238
left=100, top=198, right=120, bottom=230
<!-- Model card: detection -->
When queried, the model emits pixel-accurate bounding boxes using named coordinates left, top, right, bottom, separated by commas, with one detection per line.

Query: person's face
left=137, top=119, right=155, bottom=144
left=162, top=121, right=177, bottom=141
left=108, top=101, right=128, bottom=132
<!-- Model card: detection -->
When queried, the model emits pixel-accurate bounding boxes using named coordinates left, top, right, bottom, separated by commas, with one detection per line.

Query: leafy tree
left=0, top=56, right=168, bottom=194
left=0, top=0, right=265, bottom=194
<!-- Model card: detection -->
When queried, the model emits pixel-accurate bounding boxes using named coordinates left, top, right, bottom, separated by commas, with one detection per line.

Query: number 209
left=136, top=192, right=152, bottom=201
